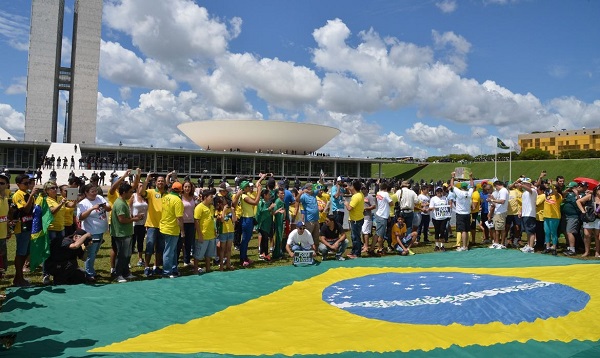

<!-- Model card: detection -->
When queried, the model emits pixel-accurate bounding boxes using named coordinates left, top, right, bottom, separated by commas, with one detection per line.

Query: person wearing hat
left=159, top=181, right=184, bottom=278
left=140, top=170, right=175, bottom=277
left=561, top=181, right=583, bottom=256
left=394, top=180, right=419, bottom=234
left=515, top=178, right=538, bottom=253
left=285, top=221, right=316, bottom=257
left=233, top=173, right=267, bottom=267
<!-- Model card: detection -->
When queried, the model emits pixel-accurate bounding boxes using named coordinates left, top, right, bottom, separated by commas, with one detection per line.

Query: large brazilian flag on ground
left=1, top=250, right=600, bottom=357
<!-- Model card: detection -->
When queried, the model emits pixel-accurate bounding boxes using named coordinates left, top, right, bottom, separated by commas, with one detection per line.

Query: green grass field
left=1, top=224, right=597, bottom=299
left=373, top=158, right=600, bottom=182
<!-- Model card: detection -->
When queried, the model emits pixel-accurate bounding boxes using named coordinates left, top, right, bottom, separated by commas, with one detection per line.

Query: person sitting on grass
left=285, top=221, right=316, bottom=258
left=391, top=215, right=417, bottom=256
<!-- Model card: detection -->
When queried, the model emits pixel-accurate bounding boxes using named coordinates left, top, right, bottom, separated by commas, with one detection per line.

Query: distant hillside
left=371, top=159, right=600, bottom=182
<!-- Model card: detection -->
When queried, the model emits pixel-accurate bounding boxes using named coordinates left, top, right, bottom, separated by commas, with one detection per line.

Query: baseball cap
left=521, top=177, right=532, bottom=184
left=566, top=181, right=578, bottom=188
left=239, top=181, right=249, bottom=190
left=337, top=176, right=343, bottom=182
left=296, top=221, right=305, bottom=228
left=460, top=182, right=469, bottom=189
left=171, top=182, right=183, bottom=192
left=219, top=182, right=231, bottom=191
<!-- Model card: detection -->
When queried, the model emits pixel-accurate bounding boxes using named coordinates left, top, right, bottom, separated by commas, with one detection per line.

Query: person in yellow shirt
left=344, top=180, right=364, bottom=259
left=534, top=186, right=546, bottom=252
left=506, top=183, right=523, bottom=248
left=215, top=194, right=236, bottom=271
left=469, top=188, right=481, bottom=245
left=194, top=189, right=217, bottom=274
left=12, top=174, right=39, bottom=287
left=159, top=181, right=184, bottom=278
left=542, top=185, right=562, bottom=255
left=41, top=181, right=76, bottom=285
left=141, top=171, right=174, bottom=277
left=0, top=173, right=10, bottom=277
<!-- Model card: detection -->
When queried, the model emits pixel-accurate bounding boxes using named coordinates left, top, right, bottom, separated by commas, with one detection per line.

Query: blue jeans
left=145, top=227, right=165, bottom=255
left=350, top=219, right=364, bottom=256
left=318, top=239, right=348, bottom=257
left=162, top=233, right=179, bottom=275
left=84, top=233, right=103, bottom=277
left=240, top=217, right=254, bottom=262
left=401, top=211, right=414, bottom=234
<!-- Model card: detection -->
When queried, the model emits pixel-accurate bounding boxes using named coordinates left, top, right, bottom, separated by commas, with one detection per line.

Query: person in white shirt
left=395, top=181, right=418, bottom=233
left=417, top=186, right=431, bottom=244
left=449, top=172, right=474, bottom=251
left=516, top=178, right=538, bottom=253
left=429, top=187, right=451, bottom=251
left=285, top=221, right=316, bottom=257
left=487, top=180, right=510, bottom=249
left=373, top=182, right=392, bottom=254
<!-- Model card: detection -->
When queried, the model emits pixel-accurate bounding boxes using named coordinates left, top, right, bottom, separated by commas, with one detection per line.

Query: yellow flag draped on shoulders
left=29, top=195, right=54, bottom=269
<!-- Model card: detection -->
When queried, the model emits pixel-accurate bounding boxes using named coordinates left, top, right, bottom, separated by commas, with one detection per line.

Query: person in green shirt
left=110, top=183, right=143, bottom=282
left=256, top=189, right=276, bottom=261
left=272, top=188, right=286, bottom=260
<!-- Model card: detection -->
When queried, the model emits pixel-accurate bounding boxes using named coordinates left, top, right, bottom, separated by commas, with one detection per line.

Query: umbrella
left=573, top=177, right=599, bottom=189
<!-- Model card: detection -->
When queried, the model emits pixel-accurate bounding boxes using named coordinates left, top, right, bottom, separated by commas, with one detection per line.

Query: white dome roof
left=178, top=120, right=340, bottom=153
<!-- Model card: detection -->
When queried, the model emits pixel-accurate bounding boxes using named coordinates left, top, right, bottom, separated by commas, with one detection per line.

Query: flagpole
left=509, top=146, right=512, bottom=181
left=494, top=145, right=497, bottom=179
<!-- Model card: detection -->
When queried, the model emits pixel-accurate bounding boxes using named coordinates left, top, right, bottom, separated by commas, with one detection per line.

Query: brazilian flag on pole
left=29, top=196, right=54, bottom=269
left=497, top=137, right=510, bottom=149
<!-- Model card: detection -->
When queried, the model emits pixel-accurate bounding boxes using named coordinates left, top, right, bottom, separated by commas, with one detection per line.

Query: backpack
left=581, top=201, right=596, bottom=223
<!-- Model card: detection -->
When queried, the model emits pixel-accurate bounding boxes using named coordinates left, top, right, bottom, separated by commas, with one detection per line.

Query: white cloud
left=91, top=8, right=598, bottom=158
left=5, top=77, right=26, bottom=95
left=0, top=10, right=29, bottom=51
left=119, top=86, right=131, bottom=101
left=103, top=0, right=241, bottom=73
left=0, top=103, right=24, bottom=139
left=406, top=122, right=460, bottom=147
left=61, top=37, right=72, bottom=66
left=436, top=0, right=458, bottom=13
left=99, top=40, right=177, bottom=90
left=305, top=109, right=427, bottom=158
left=432, top=30, right=471, bottom=74
left=215, top=53, right=322, bottom=110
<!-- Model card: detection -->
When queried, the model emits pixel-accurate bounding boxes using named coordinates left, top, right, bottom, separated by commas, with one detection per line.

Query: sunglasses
left=20, top=181, right=30, bottom=185
left=0, top=182, right=6, bottom=185
left=47, top=187, right=58, bottom=190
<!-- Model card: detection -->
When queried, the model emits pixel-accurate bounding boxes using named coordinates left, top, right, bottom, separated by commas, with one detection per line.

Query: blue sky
left=0, top=0, right=599, bottom=158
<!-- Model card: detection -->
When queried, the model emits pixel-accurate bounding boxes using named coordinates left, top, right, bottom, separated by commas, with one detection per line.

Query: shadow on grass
left=1, top=286, right=67, bottom=313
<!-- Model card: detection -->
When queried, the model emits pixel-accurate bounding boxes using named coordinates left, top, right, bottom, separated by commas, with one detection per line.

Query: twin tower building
left=24, top=0, right=102, bottom=144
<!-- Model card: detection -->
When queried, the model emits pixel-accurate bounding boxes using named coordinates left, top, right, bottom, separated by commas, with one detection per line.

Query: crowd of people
left=1, top=166, right=598, bottom=287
